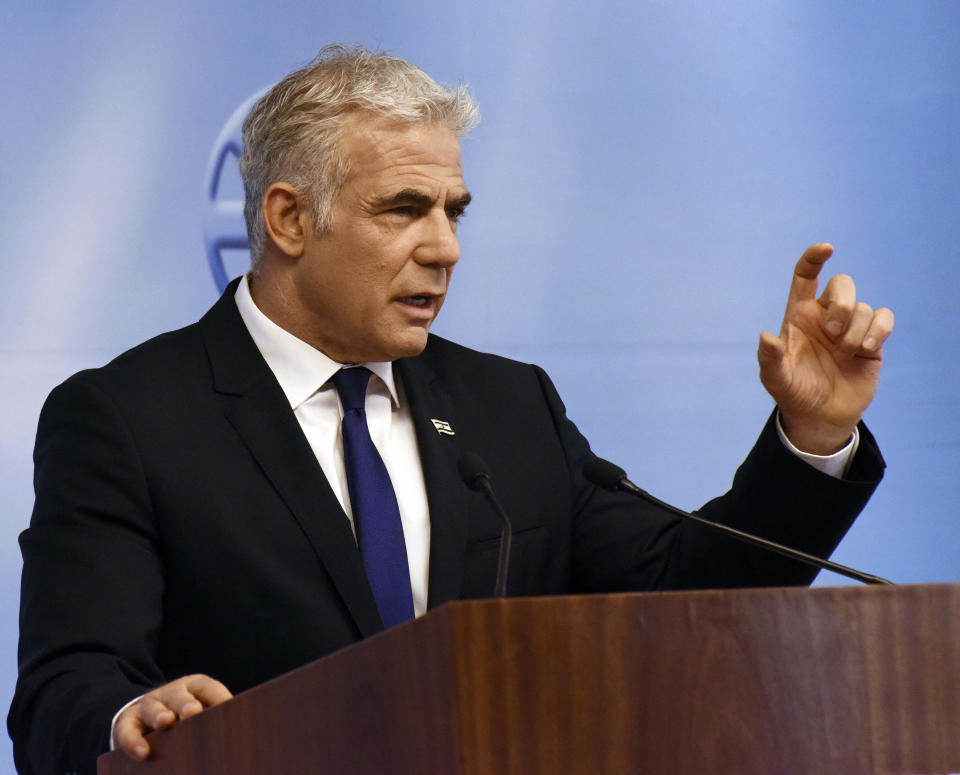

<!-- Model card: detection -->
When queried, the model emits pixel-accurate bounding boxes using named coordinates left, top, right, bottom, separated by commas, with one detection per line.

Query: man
left=8, top=46, right=893, bottom=775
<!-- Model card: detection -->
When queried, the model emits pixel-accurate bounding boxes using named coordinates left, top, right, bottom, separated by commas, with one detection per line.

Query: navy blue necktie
left=333, top=367, right=414, bottom=628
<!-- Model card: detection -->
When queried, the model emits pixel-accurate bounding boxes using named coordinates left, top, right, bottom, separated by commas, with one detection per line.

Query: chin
left=390, top=339, right=430, bottom=360
left=371, top=328, right=430, bottom=362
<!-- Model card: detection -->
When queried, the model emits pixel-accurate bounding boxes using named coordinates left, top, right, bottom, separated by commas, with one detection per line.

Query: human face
left=290, top=118, right=470, bottom=363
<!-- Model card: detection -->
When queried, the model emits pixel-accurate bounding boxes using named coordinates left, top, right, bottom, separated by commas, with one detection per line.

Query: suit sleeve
left=8, top=374, right=167, bottom=775
left=529, top=365, right=886, bottom=592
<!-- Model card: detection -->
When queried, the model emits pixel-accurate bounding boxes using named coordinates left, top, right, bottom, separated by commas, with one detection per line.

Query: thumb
left=757, top=331, right=788, bottom=394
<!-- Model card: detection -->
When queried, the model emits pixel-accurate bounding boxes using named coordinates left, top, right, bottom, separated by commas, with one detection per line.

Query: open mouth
left=397, top=295, right=435, bottom=308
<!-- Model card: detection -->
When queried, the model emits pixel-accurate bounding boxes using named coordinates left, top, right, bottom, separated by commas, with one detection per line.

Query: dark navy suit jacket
left=8, top=280, right=884, bottom=774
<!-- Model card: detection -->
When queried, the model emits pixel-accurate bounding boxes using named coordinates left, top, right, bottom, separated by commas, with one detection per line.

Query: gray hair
left=239, top=45, right=480, bottom=267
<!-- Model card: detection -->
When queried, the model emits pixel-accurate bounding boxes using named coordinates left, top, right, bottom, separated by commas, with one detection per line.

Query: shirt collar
left=233, top=274, right=399, bottom=410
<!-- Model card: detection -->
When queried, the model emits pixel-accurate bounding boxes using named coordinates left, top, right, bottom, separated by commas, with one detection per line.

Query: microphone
left=583, top=456, right=893, bottom=586
left=458, top=452, right=513, bottom=597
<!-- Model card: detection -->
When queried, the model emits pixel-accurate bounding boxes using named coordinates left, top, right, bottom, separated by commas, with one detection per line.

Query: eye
left=446, top=205, right=467, bottom=222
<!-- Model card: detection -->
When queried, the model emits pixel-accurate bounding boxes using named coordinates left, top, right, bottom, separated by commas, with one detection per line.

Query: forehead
left=337, top=115, right=465, bottom=193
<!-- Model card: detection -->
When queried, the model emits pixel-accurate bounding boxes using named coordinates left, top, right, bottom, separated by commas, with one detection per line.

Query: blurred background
left=2, top=1, right=958, bottom=769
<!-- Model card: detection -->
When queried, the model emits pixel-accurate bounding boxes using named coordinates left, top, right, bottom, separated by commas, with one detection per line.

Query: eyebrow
left=376, top=188, right=472, bottom=211
left=448, top=191, right=473, bottom=211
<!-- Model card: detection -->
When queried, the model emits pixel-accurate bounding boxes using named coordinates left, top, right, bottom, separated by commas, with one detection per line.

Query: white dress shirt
left=234, top=275, right=432, bottom=618
left=776, top=414, right=858, bottom=477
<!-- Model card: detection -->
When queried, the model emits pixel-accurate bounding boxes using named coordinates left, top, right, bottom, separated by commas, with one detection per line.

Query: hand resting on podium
left=112, top=674, right=233, bottom=760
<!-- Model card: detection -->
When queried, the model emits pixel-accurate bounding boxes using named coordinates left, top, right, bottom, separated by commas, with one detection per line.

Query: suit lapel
left=199, top=282, right=383, bottom=638
left=395, top=352, right=470, bottom=609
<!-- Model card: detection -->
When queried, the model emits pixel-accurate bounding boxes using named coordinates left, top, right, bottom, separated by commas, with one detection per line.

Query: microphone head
left=457, top=452, right=490, bottom=491
left=582, top=457, right=628, bottom=492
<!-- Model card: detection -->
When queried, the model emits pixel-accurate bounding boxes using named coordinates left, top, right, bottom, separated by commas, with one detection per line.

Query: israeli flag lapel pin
left=430, top=419, right=455, bottom=436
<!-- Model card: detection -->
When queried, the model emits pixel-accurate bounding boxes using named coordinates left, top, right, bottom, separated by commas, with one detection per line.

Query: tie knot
left=333, top=367, right=372, bottom=412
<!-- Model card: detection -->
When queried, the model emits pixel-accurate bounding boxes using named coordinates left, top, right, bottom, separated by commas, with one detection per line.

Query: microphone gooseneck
left=457, top=452, right=513, bottom=597
left=583, top=456, right=893, bottom=586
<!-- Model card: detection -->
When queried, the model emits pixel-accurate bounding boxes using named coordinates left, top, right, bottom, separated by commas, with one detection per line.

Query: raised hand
left=757, top=244, right=894, bottom=454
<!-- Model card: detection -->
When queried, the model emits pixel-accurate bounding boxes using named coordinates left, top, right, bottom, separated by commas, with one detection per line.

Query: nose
left=413, top=209, right=460, bottom=269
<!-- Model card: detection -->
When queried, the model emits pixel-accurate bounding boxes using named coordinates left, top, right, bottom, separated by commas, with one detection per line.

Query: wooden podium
left=98, top=583, right=960, bottom=775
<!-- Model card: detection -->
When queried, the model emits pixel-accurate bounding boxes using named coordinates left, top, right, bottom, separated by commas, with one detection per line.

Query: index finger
left=788, top=243, right=835, bottom=305
left=185, top=675, right=233, bottom=707
left=114, top=709, right=152, bottom=760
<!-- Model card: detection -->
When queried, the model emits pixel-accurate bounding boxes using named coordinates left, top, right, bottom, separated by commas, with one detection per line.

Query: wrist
left=778, top=411, right=857, bottom=455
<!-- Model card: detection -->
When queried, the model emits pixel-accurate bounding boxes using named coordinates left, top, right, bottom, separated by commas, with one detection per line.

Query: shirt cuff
left=775, top=412, right=859, bottom=479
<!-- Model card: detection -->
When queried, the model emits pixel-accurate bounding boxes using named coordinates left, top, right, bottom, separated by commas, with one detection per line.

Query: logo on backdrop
left=203, top=88, right=268, bottom=293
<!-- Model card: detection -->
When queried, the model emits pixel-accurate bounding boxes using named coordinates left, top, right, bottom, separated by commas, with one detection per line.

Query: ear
left=262, top=183, right=312, bottom=257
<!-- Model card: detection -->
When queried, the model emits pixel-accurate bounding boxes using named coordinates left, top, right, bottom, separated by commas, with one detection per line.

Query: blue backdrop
left=3, top=1, right=958, bottom=770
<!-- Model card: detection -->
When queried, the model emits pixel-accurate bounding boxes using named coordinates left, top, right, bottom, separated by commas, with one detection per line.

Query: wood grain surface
left=99, top=584, right=960, bottom=775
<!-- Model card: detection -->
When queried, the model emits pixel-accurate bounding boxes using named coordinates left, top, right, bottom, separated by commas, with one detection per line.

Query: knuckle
left=827, top=274, right=856, bottom=299
left=829, top=299, right=854, bottom=318
left=185, top=674, right=210, bottom=692
left=836, top=339, right=858, bottom=353
left=830, top=273, right=853, bottom=289
left=873, top=321, right=893, bottom=340
left=144, top=709, right=164, bottom=726
left=136, top=696, right=156, bottom=715
left=146, top=684, right=169, bottom=700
